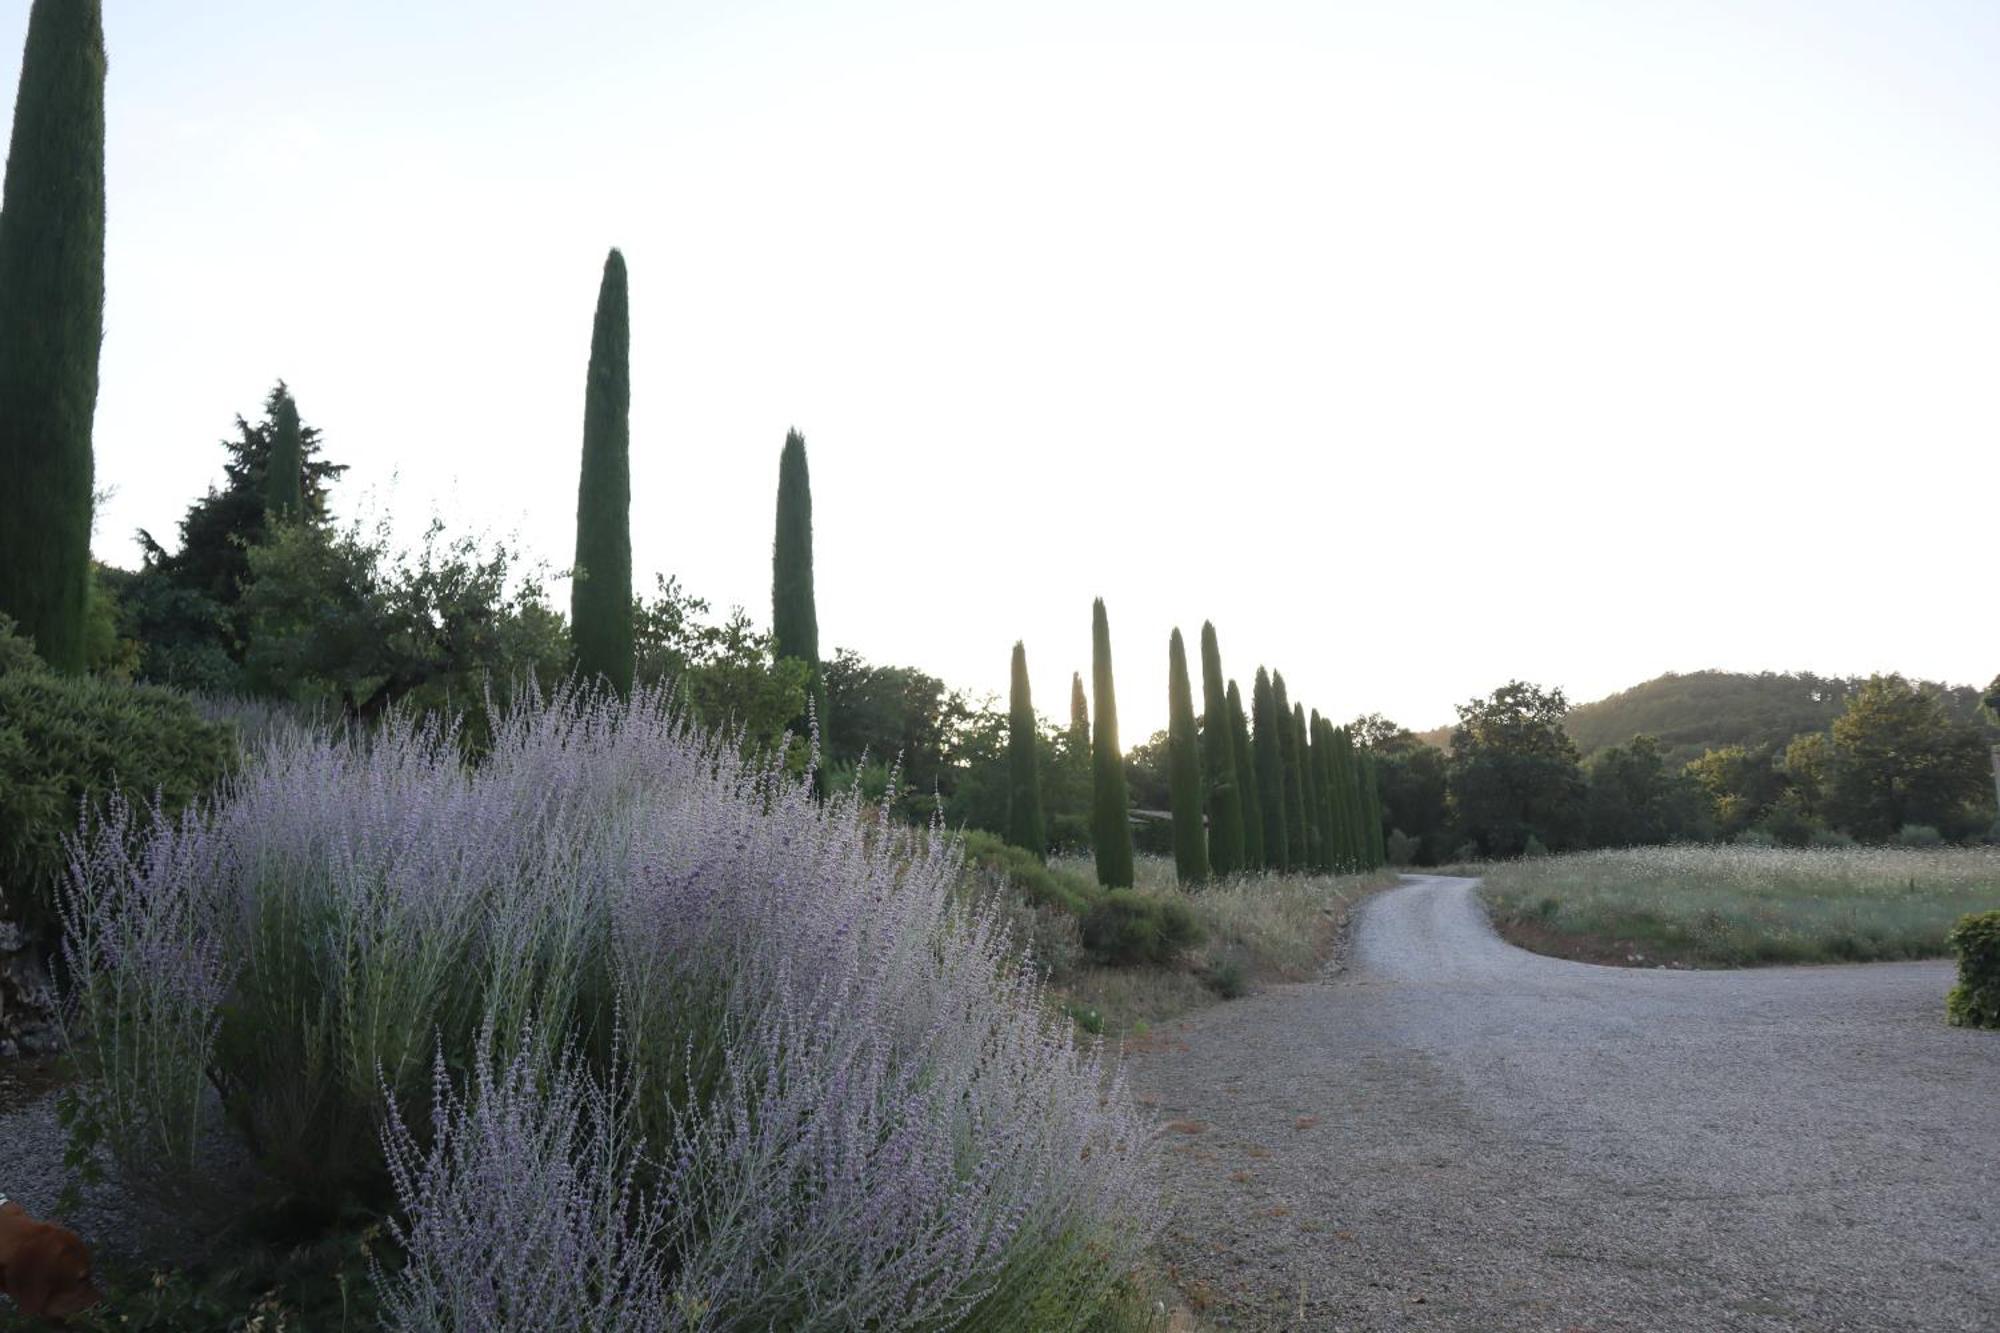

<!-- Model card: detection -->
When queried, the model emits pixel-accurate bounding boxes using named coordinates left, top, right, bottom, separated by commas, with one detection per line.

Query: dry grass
left=1044, top=854, right=1399, bottom=1033
left=1475, top=844, right=2000, bottom=968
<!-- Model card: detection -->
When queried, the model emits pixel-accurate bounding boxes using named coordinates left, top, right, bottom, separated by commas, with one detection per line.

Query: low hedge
left=1945, top=910, right=2000, bottom=1030
left=0, top=620, right=238, bottom=938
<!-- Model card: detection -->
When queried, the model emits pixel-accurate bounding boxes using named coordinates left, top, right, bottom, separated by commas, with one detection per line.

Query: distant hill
left=1563, top=670, right=1996, bottom=768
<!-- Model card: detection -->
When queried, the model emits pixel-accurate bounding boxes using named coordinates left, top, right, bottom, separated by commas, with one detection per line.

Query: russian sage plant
left=61, top=683, right=1158, bottom=1328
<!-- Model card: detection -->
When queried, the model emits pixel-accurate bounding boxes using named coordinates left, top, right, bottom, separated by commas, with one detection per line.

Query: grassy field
left=1474, top=844, right=2000, bottom=968
left=1045, top=854, right=1399, bottom=1033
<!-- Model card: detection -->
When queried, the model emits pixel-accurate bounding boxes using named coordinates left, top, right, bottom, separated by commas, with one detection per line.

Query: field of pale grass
left=1475, top=844, right=2000, bottom=968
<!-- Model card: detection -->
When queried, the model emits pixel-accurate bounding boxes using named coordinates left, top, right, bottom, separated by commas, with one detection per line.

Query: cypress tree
left=1069, top=671, right=1089, bottom=755
left=1006, top=641, right=1045, bottom=858
left=1198, top=622, right=1244, bottom=875
left=0, top=0, right=105, bottom=673
left=1362, top=752, right=1388, bottom=868
left=1166, top=628, right=1209, bottom=885
left=265, top=385, right=304, bottom=520
left=1338, top=727, right=1369, bottom=868
left=1273, top=672, right=1308, bottom=870
left=1252, top=668, right=1288, bottom=870
left=1229, top=680, right=1263, bottom=870
left=1090, top=599, right=1135, bottom=887
left=1323, top=717, right=1355, bottom=871
left=571, top=248, right=633, bottom=696
left=1298, top=705, right=1325, bottom=872
left=772, top=428, right=826, bottom=746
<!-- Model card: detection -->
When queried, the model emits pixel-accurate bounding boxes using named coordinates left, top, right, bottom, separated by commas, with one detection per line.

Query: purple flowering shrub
left=61, top=684, right=1158, bottom=1328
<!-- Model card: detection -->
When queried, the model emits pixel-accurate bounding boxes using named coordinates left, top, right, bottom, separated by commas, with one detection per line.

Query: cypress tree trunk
left=0, top=0, right=105, bottom=673
left=1199, top=622, right=1244, bottom=875
left=571, top=248, right=633, bottom=696
left=266, top=385, right=304, bottom=519
left=1166, top=628, right=1209, bottom=885
left=1273, top=672, right=1308, bottom=870
left=1252, top=668, right=1288, bottom=870
left=1006, top=640, right=1045, bottom=858
left=1300, top=705, right=1325, bottom=871
left=1090, top=598, right=1134, bottom=888
left=772, top=428, right=825, bottom=749
left=1229, top=680, right=1263, bottom=870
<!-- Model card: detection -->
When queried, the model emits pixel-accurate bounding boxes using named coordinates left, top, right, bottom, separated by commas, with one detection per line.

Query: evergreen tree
left=1273, top=672, right=1308, bottom=869
left=1006, top=640, right=1045, bottom=857
left=1338, top=727, right=1370, bottom=867
left=1322, top=717, right=1355, bottom=870
left=1166, top=628, right=1209, bottom=885
left=1229, top=680, right=1264, bottom=870
left=772, top=428, right=826, bottom=749
left=1069, top=671, right=1089, bottom=754
left=0, top=0, right=106, bottom=672
left=571, top=248, right=633, bottom=695
left=1090, top=598, right=1135, bottom=887
left=1301, top=706, right=1327, bottom=871
left=1362, top=752, right=1388, bottom=867
left=1252, top=668, right=1289, bottom=870
left=1199, top=622, right=1245, bottom=875
left=265, top=385, right=304, bottom=520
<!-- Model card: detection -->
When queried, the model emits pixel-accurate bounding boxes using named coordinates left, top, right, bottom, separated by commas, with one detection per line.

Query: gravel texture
left=1130, top=875, right=2000, bottom=1331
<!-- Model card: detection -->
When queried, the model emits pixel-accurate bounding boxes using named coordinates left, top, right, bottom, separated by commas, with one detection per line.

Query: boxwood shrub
left=1945, top=910, right=2000, bottom=1030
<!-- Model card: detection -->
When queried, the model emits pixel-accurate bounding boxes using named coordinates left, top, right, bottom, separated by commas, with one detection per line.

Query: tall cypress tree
left=1273, top=672, right=1308, bottom=869
left=1069, top=672, right=1089, bottom=754
left=1362, top=752, right=1387, bottom=868
left=571, top=248, right=633, bottom=696
left=1320, top=717, right=1354, bottom=871
left=1198, top=622, right=1244, bottom=875
left=772, top=428, right=825, bottom=746
left=1090, top=599, right=1135, bottom=887
left=1297, top=703, right=1324, bottom=871
left=1006, top=641, right=1045, bottom=858
left=1229, top=680, right=1263, bottom=870
left=1166, top=628, right=1209, bottom=885
left=1252, top=668, right=1288, bottom=870
left=0, top=0, right=105, bottom=673
left=1338, top=727, right=1369, bottom=868
left=265, top=385, right=304, bottom=520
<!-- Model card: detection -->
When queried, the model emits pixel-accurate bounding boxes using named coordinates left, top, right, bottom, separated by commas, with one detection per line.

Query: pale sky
left=25, top=0, right=1997, bottom=741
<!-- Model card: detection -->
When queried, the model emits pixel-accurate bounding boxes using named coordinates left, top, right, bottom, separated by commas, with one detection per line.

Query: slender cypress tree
left=1252, top=668, right=1289, bottom=870
left=1298, top=704, right=1324, bottom=871
left=1166, top=628, right=1209, bottom=885
left=1362, top=752, right=1388, bottom=868
left=1229, top=680, right=1263, bottom=870
left=1338, top=727, right=1369, bottom=868
left=772, top=428, right=825, bottom=746
left=1273, top=672, right=1308, bottom=869
left=571, top=248, right=633, bottom=695
left=1320, top=717, right=1354, bottom=871
left=1069, top=672, right=1089, bottom=754
left=1198, top=622, right=1244, bottom=875
left=1090, top=599, right=1135, bottom=887
left=0, top=0, right=105, bottom=672
left=265, top=385, right=304, bottom=519
left=1006, top=641, right=1045, bottom=858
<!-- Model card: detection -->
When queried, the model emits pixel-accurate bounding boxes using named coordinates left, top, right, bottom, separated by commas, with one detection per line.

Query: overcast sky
left=27, top=0, right=1997, bottom=741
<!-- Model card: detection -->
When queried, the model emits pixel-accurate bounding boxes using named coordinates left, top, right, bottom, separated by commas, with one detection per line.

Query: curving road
left=1130, top=876, right=2000, bottom=1331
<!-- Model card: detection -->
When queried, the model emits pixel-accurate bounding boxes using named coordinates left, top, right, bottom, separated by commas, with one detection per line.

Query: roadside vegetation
left=1475, top=845, right=2000, bottom=969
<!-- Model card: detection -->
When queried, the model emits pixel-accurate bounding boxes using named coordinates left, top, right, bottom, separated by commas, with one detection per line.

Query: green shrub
left=1809, top=827, right=1857, bottom=849
left=1521, top=833, right=1550, bottom=859
left=1896, top=823, right=1945, bottom=849
left=1945, top=910, right=2000, bottom=1030
left=1205, top=950, right=1250, bottom=999
left=0, top=622, right=236, bottom=936
left=1385, top=828, right=1418, bottom=866
left=1080, top=889, right=1202, bottom=966
left=959, top=828, right=1098, bottom=916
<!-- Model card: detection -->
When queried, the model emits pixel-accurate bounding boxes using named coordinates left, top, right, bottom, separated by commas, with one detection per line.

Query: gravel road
left=1130, top=875, right=2000, bottom=1332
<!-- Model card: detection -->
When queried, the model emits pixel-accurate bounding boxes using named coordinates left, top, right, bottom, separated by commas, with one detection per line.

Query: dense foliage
left=0, top=619, right=235, bottom=938
left=772, top=429, right=825, bottom=745
left=0, top=0, right=104, bottom=672
left=571, top=249, right=634, bottom=696
left=1945, top=910, right=2000, bottom=1030
left=1197, top=624, right=1244, bottom=875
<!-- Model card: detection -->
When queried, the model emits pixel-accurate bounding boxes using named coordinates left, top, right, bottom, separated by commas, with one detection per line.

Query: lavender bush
left=61, top=683, right=1158, bottom=1329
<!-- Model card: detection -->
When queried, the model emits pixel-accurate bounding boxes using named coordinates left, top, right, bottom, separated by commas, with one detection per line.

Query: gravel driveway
left=1130, top=875, right=2000, bottom=1332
